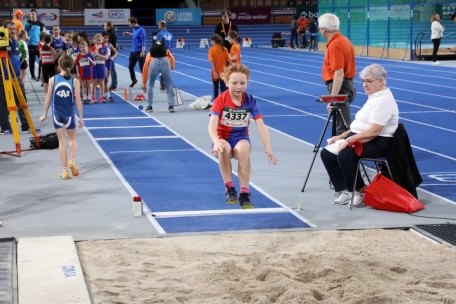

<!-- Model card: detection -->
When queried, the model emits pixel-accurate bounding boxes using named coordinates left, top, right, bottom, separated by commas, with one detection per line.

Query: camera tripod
left=301, top=103, right=348, bottom=192
left=0, top=50, right=40, bottom=156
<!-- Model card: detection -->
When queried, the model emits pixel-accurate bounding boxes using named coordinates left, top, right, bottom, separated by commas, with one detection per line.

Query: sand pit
left=77, top=229, right=456, bottom=303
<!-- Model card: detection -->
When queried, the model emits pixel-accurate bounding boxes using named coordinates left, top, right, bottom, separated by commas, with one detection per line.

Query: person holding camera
left=321, top=64, right=398, bottom=207
left=0, top=21, right=39, bottom=134
left=319, top=13, right=356, bottom=136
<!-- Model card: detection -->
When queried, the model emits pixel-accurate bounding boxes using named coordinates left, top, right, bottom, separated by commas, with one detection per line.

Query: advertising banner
left=155, top=9, right=202, bottom=25
left=84, top=9, right=131, bottom=26
left=229, top=8, right=271, bottom=25
left=20, top=9, right=59, bottom=27
left=296, top=6, right=318, bottom=19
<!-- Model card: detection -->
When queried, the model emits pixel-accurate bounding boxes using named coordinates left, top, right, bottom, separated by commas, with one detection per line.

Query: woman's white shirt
left=350, top=88, right=399, bottom=137
left=431, top=21, right=444, bottom=39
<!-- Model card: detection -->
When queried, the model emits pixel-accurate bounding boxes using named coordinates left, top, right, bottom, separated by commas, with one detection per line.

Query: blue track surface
left=84, top=43, right=456, bottom=233
left=84, top=93, right=312, bottom=233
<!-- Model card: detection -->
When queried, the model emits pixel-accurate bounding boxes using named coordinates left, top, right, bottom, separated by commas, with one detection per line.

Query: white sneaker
left=351, top=191, right=365, bottom=207
left=432, top=61, right=441, bottom=65
left=333, top=190, right=352, bottom=205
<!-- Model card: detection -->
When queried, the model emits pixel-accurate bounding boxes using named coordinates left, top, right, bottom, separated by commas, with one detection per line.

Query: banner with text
left=155, top=9, right=202, bottom=25
left=229, top=8, right=271, bottom=25
left=20, top=9, right=59, bottom=27
left=84, top=9, right=131, bottom=25
left=296, top=6, right=318, bottom=19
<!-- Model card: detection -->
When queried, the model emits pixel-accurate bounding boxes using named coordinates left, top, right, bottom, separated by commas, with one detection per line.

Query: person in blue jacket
left=24, top=9, right=44, bottom=81
left=0, top=21, right=40, bottom=134
left=123, top=17, right=146, bottom=88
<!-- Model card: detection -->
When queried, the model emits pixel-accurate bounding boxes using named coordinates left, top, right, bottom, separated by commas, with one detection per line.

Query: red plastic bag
left=364, top=174, right=424, bottom=213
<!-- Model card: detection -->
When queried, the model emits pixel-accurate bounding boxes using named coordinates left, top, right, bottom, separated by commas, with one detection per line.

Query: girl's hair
left=79, top=41, right=88, bottom=51
left=42, top=35, right=52, bottom=51
left=59, top=55, right=74, bottom=80
left=221, top=63, right=250, bottom=83
left=227, top=30, right=241, bottom=44
left=52, top=25, right=59, bottom=30
left=101, top=31, right=109, bottom=38
left=39, top=31, right=47, bottom=41
left=18, top=30, right=27, bottom=39
left=93, top=33, right=102, bottom=42
left=66, top=30, right=74, bottom=35
left=431, top=13, right=439, bottom=22
left=72, top=33, right=79, bottom=42
left=210, top=33, right=226, bottom=52
left=105, top=21, right=116, bottom=31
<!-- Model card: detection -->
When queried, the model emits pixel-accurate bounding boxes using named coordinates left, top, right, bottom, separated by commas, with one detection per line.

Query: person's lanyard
left=221, top=22, right=231, bottom=36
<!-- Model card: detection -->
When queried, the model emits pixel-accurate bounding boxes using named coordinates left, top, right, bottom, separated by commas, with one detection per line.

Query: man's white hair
left=318, top=13, right=340, bottom=32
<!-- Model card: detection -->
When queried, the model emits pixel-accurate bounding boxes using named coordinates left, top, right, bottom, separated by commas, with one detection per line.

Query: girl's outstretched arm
left=255, top=118, right=277, bottom=165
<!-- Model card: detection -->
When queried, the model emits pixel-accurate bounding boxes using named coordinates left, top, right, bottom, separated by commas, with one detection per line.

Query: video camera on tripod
left=0, top=26, right=9, bottom=48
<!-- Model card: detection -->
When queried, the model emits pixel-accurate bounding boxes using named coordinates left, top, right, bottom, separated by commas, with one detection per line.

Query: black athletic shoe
left=168, top=105, right=174, bottom=113
left=239, top=193, right=253, bottom=210
left=225, top=187, right=239, bottom=205
left=145, top=105, right=153, bottom=112
left=130, top=80, right=138, bottom=88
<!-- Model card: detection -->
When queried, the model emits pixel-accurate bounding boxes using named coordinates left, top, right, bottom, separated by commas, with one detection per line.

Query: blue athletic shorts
left=92, top=66, right=106, bottom=79
left=53, top=115, right=76, bottom=129
left=212, top=137, right=251, bottom=151
left=106, top=60, right=112, bottom=70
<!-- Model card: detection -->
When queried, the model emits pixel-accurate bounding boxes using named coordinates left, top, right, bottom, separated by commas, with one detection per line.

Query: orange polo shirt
left=322, top=32, right=356, bottom=82
left=208, top=45, right=230, bottom=81
left=12, top=19, right=24, bottom=34
left=298, top=18, right=308, bottom=32
left=230, top=43, right=240, bottom=64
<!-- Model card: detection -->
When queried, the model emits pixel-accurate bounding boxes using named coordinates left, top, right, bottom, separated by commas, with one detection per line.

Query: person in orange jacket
left=141, top=40, right=175, bottom=113
left=297, top=15, right=308, bottom=48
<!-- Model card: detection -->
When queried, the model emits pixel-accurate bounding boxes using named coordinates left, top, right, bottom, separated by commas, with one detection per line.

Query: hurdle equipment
left=183, top=45, right=191, bottom=49
left=200, top=38, right=209, bottom=48
left=242, top=37, right=252, bottom=47
left=176, top=38, right=185, bottom=48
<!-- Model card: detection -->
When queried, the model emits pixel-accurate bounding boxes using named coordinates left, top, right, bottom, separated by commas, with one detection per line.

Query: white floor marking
left=86, top=125, right=165, bottom=129
left=95, top=135, right=179, bottom=141
left=84, top=116, right=150, bottom=120
left=152, top=208, right=288, bottom=218
left=110, top=149, right=197, bottom=153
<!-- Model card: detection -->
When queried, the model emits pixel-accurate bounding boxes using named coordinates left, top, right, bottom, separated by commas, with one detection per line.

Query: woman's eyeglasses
left=362, top=79, right=378, bottom=84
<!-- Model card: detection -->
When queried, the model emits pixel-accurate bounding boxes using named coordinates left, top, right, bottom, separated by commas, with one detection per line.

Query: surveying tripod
left=0, top=50, right=40, bottom=156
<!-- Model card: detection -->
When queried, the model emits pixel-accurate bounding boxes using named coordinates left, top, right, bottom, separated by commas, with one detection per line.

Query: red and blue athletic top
left=210, top=90, right=263, bottom=141
left=90, top=45, right=108, bottom=68
left=75, top=53, right=94, bottom=78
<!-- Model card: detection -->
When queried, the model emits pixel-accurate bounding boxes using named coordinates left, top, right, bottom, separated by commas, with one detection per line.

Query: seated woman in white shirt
left=320, top=64, right=399, bottom=206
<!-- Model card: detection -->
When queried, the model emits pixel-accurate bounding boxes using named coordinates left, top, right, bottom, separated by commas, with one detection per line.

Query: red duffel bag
left=364, top=174, right=425, bottom=213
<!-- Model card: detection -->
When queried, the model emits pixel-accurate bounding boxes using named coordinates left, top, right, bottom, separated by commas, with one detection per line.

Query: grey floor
left=1, top=60, right=456, bottom=242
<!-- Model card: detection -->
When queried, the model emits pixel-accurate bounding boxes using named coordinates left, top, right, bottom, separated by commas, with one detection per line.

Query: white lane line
left=152, top=208, right=288, bottom=218
left=263, top=114, right=315, bottom=117
left=143, top=106, right=317, bottom=228
left=86, top=125, right=165, bottom=129
left=412, top=145, right=456, bottom=162
left=420, top=184, right=456, bottom=186
left=174, top=56, right=456, bottom=114
left=95, top=136, right=179, bottom=141
left=84, top=116, right=150, bottom=120
left=110, top=149, right=197, bottom=153
left=82, top=121, right=166, bottom=234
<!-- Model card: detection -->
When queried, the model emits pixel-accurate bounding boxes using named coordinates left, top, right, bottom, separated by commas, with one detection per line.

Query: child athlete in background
left=40, top=55, right=84, bottom=179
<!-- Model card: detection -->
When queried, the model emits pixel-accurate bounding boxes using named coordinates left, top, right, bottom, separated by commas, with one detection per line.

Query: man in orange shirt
left=319, top=13, right=356, bottom=135
left=12, top=10, right=25, bottom=34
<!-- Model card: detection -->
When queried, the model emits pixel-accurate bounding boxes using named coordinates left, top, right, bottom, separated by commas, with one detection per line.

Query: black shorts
left=20, top=59, right=28, bottom=70
left=42, top=64, right=55, bottom=84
